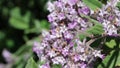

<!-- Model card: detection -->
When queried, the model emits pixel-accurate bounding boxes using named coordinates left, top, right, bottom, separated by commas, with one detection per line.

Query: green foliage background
left=0, top=0, right=49, bottom=68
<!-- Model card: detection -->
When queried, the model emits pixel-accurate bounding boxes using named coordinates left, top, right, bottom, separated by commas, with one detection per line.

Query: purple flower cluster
left=47, top=0, right=93, bottom=30
left=93, top=0, right=120, bottom=35
left=33, top=0, right=120, bottom=68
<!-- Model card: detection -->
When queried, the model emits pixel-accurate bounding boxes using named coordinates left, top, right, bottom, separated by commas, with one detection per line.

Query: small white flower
left=52, top=56, right=66, bottom=65
left=60, top=0, right=69, bottom=4
left=52, top=58, right=59, bottom=64
left=102, top=20, right=117, bottom=35
left=33, top=42, right=44, bottom=54
left=42, top=30, right=49, bottom=37
left=77, top=1, right=84, bottom=7
left=93, top=50, right=102, bottom=58
left=60, top=25, right=67, bottom=33
left=40, top=55, right=47, bottom=62
left=47, top=1, right=55, bottom=12
left=79, top=54, right=87, bottom=61
left=48, top=50, right=57, bottom=58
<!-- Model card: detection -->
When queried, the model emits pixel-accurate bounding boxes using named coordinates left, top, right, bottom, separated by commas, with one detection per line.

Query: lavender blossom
left=78, top=6, right=90, bottom=15
left=2, top=49, right=14, bottom=63
left=32, top=0, right=120, bottom=68
left=93, top=0, right=120, bottom=36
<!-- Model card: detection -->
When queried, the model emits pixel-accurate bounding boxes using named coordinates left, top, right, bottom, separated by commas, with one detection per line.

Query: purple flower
left=108, top=15, right=115, bottom=21
left=64, top=31, right=73, bottom=40
left=0, top=64, right=5, bottom=68
left=54, top=1, right=63, bottom=8
left=69, top=41, right=74, bottom=47
left=69, top=8, right=77, bottom=15
left=68, top=0, right=78, bottom=6
left=47, top=15, right=54, bottom=22
left=47, top=1, right=55, bottom=12
left=80, top=62, right=87, bottom=68
left=99, top=54, right=105, bottom=60
left=78, top=6, right=90, bottom=15
left=47, top=50, right=57, bottom=58
left=47, top=12, right=57, bottom=22
left=2, top=49, right=14, bottom=63
left=33, top=42, right=45, bottom=55
left=74, top=54, right=80, bottom=62
left=97, top=17, right=103, bottom=23
left=32, top=0, right=119, bottom=67
left=52, top=56, right=66, bottom=65
left=57, top=13, right=65, bottom=20
left=62, top=47, right=69, bottom=56
left=68, top=21, right=77, bottom=29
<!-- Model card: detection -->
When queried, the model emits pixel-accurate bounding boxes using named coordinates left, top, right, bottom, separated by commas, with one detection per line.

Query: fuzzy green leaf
left=79, top=14, right=104, bottom=40
left=105, top=40, right=116, bottom=48
left=83, top=0, right=102, bottom=10
left=116, top=45, right=120, bottom=66
left=25, top=57, right=38, bottom=68
left=86, top=24, right=104, bottom=35
left=81, top=14, right=104, bottom=35
left=9, top=7, right=30, bottom=30
left=98, top=50, right=120, bottom=68
left=116, top=2, right=120, bottom=10
left=52, top=64, right=62, bottom=68
left=98, top=51, right=114, bottom=68
left=24, top=19, right=50, bottom=34
left=79, top=34, right=87, bottom=41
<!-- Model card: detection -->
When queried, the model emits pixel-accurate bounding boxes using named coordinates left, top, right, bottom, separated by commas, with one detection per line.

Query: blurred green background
left=0, top=0, right=50, bottom=68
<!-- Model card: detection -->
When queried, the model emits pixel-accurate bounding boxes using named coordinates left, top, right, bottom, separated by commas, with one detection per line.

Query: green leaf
left=40, top=20, right=50, bottom=29
left=52, top=64, right=62, bottom=68
left=117, top=2, right=120, bottom=10
left=25, top=19, right=50, bottom=34
left=105, top=40, right=116, bottom=48
left=25, top=57, right=38, bottom=68
left=79, top=34, right=87, bottom=41
left=2, top=7, right=9, bottom=16
left=79, top=14, right=104, bottom=40
left=34, top=19, right=41, bottom=29
left=6, top=39, right=14, bottom=48
left=14, top=45, right=32, bottom=56
left=115, top=48, right=120, bottom=66
left=0, top=31, right=5, bottom=40
left=81, top=14, right=101, bottom=24
left=86, top=24, right=104, bottom=35
left=97, top=50, right=120, bottom=68
left=83, top=0, right=102, bottom=10
left=37, top=61, right=45, bottom=66
left=9, top=7, right=30, bottom=30
left=81, top=14, right=104, bottom=35
left=16, top=63, right=24, bottom=68
left=34, top=19, right=50, bottom=30
left=98, top=51, right=114, bottom=68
